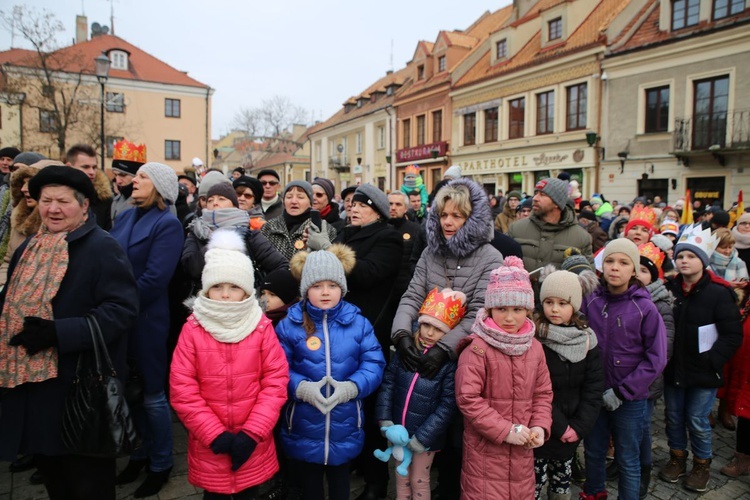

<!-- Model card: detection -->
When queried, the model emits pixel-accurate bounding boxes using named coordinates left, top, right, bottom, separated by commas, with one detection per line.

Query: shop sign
left=460, top=148, right=588, bottom=173
left=396, top=141, right=448, bottom=163
left=533, top=153, right=568, bottom=167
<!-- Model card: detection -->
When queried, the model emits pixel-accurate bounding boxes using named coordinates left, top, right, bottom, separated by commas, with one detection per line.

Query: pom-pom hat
left=485, top=256, right=534, bottom=310
left=202, top=229, right=255, bottom=296
left=418, top=288, right=467, bottom=333
left=290, top=244, right=356, bottom=299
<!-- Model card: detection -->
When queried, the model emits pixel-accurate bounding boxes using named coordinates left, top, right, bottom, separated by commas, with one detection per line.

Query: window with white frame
left=106, top=92, right=124, bottom=113
left=356, top=133, right=362, bottom=154
left=438, top=56, right=446, bottom=72
left=496, top=39, right=508, bottom=59
left=110, top=50, right=128, bottom=70
left=377, top=126, right=385, bottom=149
left=315, top=141, right=321, bottom=161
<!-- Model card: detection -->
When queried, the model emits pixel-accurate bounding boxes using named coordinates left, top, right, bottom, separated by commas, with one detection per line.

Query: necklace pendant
left=457, top=265, right=462, bottom=270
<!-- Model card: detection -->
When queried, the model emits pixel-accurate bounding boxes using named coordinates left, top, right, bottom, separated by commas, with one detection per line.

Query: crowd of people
left=0, top=142, right=747, bottom=500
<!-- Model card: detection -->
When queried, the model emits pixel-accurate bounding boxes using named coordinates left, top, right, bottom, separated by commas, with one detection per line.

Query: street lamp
left=94, top=53, right=111, bottom=170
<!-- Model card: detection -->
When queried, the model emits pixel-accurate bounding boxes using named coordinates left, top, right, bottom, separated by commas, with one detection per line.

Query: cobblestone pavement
left=1, top=399, right=748, bottom=499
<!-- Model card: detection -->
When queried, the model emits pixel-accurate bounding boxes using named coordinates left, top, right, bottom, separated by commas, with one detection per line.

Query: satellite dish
left=101, top=25, right=110, bottom=34
left=91, top=22, right=102, bottom=35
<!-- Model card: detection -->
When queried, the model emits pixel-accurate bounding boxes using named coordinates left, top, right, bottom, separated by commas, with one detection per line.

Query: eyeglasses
left=739, top=222, right=750, bottom=227
left=260, top=180, right=279, bottom=186
left=239, top=193, right=254, bottom=199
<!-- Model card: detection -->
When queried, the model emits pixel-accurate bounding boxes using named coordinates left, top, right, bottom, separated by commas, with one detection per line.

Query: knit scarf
left=283, top=208, right=312, bottom=234
left=732, top=226, right=750, bottom=250
left=471, top=308, right=535, bottom=356
left=189, top=208, right=250, bottom=240
left=0, top=228, right=70, bottom=388
left=709, top=249, right=748, bottom=282
left=539, top=323, right=598, bottom=363
left=191, top=293, right=262, bottom=343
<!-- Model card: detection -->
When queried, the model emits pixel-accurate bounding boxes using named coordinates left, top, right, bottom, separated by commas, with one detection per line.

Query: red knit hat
left=625, top=218, right=655, bottom=239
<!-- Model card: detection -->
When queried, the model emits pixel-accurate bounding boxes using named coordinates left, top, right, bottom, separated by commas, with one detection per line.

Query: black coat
left=490, top=230, right=523, bottom=259
left=388, top=217, right=426, bottom=297
left=334, top=220, right=402, bottom=350
left=374, top=352, right=457, bottom=450
left=0, top=216, right=139, bottom=459
left=534, top=344, right=603, bottom=461
left=665, top=272, right=743, bottom=388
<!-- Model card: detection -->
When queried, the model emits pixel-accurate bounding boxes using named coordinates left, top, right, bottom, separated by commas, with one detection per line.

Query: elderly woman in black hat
left=233, top=175, right=266, bottom=230
left=261, top=180, right=337, bottom=260
left=0, top=166, right=139, bottom=499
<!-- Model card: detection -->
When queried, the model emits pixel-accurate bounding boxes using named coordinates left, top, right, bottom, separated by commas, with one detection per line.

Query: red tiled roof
left=0, top=34, right=209, bottom=88
left=456, top=0, right=628, bottom=88
left=612, top=1, right=750, bottom=53
left=443, top=32, right=477, bottom=49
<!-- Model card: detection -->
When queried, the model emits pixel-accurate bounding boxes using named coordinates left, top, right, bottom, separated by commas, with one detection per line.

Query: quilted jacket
left=169, top=315, right=289, bottom=494
left=261, top=215, right=337, bottom=261
left=374, top=350, right=457, bottom=451
left=456, top=335, right=553, bottom=499
left=276, top=300, right=385, bottom=466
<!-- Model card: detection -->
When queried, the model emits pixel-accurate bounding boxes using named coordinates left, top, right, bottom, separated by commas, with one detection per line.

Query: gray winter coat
left=391, top=178, right=503, bottom=356
left=647, top=279, right=676, bottom=399
left=507, top=206, right=593, bottom=272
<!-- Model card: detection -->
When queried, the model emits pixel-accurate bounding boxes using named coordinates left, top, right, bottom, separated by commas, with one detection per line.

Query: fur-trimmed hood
left=11, top=201, right=41, bottom=237
left=425, top=177, right=493, bottom=258
left=10, top=165, right=41, bottom=206
left=93, top=169, right=113, bottom=201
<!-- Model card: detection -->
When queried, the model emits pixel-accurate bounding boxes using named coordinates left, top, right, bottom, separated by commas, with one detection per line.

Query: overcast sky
left=1, top=1, right=507, bottom=139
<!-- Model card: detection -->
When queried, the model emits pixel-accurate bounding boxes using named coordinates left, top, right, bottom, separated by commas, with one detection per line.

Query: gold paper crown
left=677, top=224, right=719, bottom=256
left=630, top=206, right=657, bottom=227
left=638, top=242, right=665, bottom=270
left=113, top=139, right=147, bottom=163
left=659, top=221, right=679, bottom=235
left=405, top=164, right=420, bottom=176
left=418, top=287, right=467, bottom=331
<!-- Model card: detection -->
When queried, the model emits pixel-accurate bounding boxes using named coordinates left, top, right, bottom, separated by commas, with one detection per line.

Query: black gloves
left=210, top=431, right=235, bottom=455
left=395, top=331, right=421, bottom=372
left=9, top=317, right=57, bottom=355
left=230, top=431, right=257, bottom=471
left=419, top=346, right=449, bottom=380
left=210, top=431, right=258, bottom=471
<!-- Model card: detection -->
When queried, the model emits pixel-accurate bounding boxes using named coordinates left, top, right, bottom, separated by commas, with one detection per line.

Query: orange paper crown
left=630, top=205, right=657, bottom=227
left=113, top=139, right=147, bottom=163
left=418, top=287, right=467, bottom=331
left=405, top=164, right=420, bottom=176
left=638, top=242, right=665, bottom=270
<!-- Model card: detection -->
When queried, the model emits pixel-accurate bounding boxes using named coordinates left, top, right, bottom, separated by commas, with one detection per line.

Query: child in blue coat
left=375, top=287, right=463, bottom=500
left=276, top=245, right=385, bottom=500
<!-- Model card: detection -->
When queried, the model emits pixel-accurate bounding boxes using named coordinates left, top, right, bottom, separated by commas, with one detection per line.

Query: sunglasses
left=239, top=193, right=254, bottom=199
left=261, top=180, right=279, bottom=186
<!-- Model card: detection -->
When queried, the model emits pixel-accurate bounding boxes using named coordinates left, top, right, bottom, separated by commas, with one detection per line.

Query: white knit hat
left=540, top=270, right=583, bottom=312
left=138, top=162, right=179, bottom=204
left=201, top=229, right=255, bottom=296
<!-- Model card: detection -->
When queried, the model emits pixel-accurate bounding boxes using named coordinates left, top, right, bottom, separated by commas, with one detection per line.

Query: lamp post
left=94, top=53, right=111, bottom=170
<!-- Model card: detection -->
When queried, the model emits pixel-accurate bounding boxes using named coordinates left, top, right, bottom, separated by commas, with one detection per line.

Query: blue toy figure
left=373, top=425, right=413, bottom=477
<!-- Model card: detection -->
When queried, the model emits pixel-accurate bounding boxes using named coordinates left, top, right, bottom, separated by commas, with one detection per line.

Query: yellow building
left=0, top=17, right=213, bottom=173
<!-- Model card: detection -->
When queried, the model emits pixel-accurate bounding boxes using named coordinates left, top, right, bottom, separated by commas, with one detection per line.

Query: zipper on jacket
left=323, top=311, right=332, bottom=465
left=401, top=348, right=426, bottom=427
left=286, top=402, right=297, bottom=433
left=357, top=400, right=362, bottom=428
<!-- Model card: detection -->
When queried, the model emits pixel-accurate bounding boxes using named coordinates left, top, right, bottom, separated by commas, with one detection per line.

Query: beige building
left=447, top=0, right=637, bottom=198
left=0, top=16, right=213, bottom=173
left=601, top=0, right=750, bottom=207
left=308, top=68, right=411, bottom=193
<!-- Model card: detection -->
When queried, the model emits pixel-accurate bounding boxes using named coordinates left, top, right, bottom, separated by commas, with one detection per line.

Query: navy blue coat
left=276, top=300, right=385, bottom=466
left=0, top=216, right=138, bottom=459
left=111, top=206, right=184, bottom=394
left=374, top=351, right=457, bottom=451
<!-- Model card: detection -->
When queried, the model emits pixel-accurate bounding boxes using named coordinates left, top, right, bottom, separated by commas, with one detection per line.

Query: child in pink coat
left=456, top=256, right=553, bottom=499
left=170, top=230, right=289, bottom=498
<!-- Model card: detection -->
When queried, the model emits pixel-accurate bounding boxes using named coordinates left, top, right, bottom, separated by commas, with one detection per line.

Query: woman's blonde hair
left=136, top=187, right=166, bottom=211
left=434, top=184, right=472, bottom=218
left=715, top=227, right=735, bottom=248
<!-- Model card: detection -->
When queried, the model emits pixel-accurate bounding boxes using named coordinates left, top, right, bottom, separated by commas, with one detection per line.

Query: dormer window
left=438, top=56, right=446, bottom=72
left=417, top=65, right=425, bottom=80
left=496, top=39, right=508, bottom=59
left=713, top=0, right=746, bottom=19
left=110, top=50, right=128, bottom=70
left=672, top=0, right=700, bottom=28
left=386, top=86, right=394, bottom=96
left=548, top=18, right=563, bottom=41
left=357, top=98, right=365, bottom=108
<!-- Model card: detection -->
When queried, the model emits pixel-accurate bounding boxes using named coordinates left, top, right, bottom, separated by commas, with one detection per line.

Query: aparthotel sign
left=459, top=148, right=588, bottom=173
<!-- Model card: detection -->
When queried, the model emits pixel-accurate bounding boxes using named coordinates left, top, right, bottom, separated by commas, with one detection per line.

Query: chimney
left=76, top=15, right=87, bottom=43
left=512, top=0, right=535, bottom=22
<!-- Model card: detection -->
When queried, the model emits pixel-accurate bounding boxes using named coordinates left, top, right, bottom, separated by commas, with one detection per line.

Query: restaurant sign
left=396, top=141, right=448, bottom=163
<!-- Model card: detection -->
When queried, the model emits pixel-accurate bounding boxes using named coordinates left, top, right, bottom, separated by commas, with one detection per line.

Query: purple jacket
left=582, top=285, right=667, bottom=401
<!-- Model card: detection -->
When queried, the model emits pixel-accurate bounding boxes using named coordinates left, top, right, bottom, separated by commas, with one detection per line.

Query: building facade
left=0, top=16, right=213, bottom=173
left=448, top=0, right=635, bottom=198
left=602, top=0, right=750, bottom=207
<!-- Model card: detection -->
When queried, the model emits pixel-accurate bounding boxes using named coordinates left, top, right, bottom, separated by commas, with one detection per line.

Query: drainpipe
left=595, top=54, right=605, bottom=194
left=385, top=105, right=394, bottom=191
left=205, top=86, right=211, bottom=169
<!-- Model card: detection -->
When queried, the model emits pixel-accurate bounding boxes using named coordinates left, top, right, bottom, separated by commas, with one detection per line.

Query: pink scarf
left=471, top=308, right=535, bottom=356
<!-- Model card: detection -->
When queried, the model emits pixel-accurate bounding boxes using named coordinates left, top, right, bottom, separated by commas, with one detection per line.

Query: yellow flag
left=681, top=189, right=693, bottom=226
left=738, top=190, right=745, bottom=216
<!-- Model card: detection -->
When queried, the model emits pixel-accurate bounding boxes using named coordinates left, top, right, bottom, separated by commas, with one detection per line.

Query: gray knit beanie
left=284, top=180, right=313, bottom=204
left=138, top=162, right=179, bottom=204
left=534, top=178, right=569, bottom=211
left=540, top=270, right=583, bottom=312
left=352, top=183, right=389, bottom=220
left=300, top=250, right=348, bottom=298
left=199, top=171, right=231, bottom=198
left=602, top=238, right=640, bottom=271
left=12, top=151, right=45, bottom=167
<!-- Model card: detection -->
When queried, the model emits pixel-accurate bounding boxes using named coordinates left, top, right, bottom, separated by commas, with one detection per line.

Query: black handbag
left=61, top=315, right=139, bottom=457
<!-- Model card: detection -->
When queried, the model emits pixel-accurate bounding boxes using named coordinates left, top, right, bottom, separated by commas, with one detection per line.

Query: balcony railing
left=673, top=109, right=750, bottom=152
left=328, top=155, right=350, bottom=171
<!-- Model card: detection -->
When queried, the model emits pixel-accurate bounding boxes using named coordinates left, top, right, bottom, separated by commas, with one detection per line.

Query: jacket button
left=479, top=349, right=484, bottom=354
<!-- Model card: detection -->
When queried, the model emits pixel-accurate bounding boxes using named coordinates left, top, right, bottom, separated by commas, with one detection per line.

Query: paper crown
left=418, top=287, right=467, bottom=331
left=638, top=242, right=665, bottom=270
left=659, top=221, right=679, bottom=236
left=630, top=205, right=657, bottom=227
left=113, top=140, right=147, bottom=163
left=676, top=224, right=719, bottom=256
left=405, top=164, right=420, bottom=177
